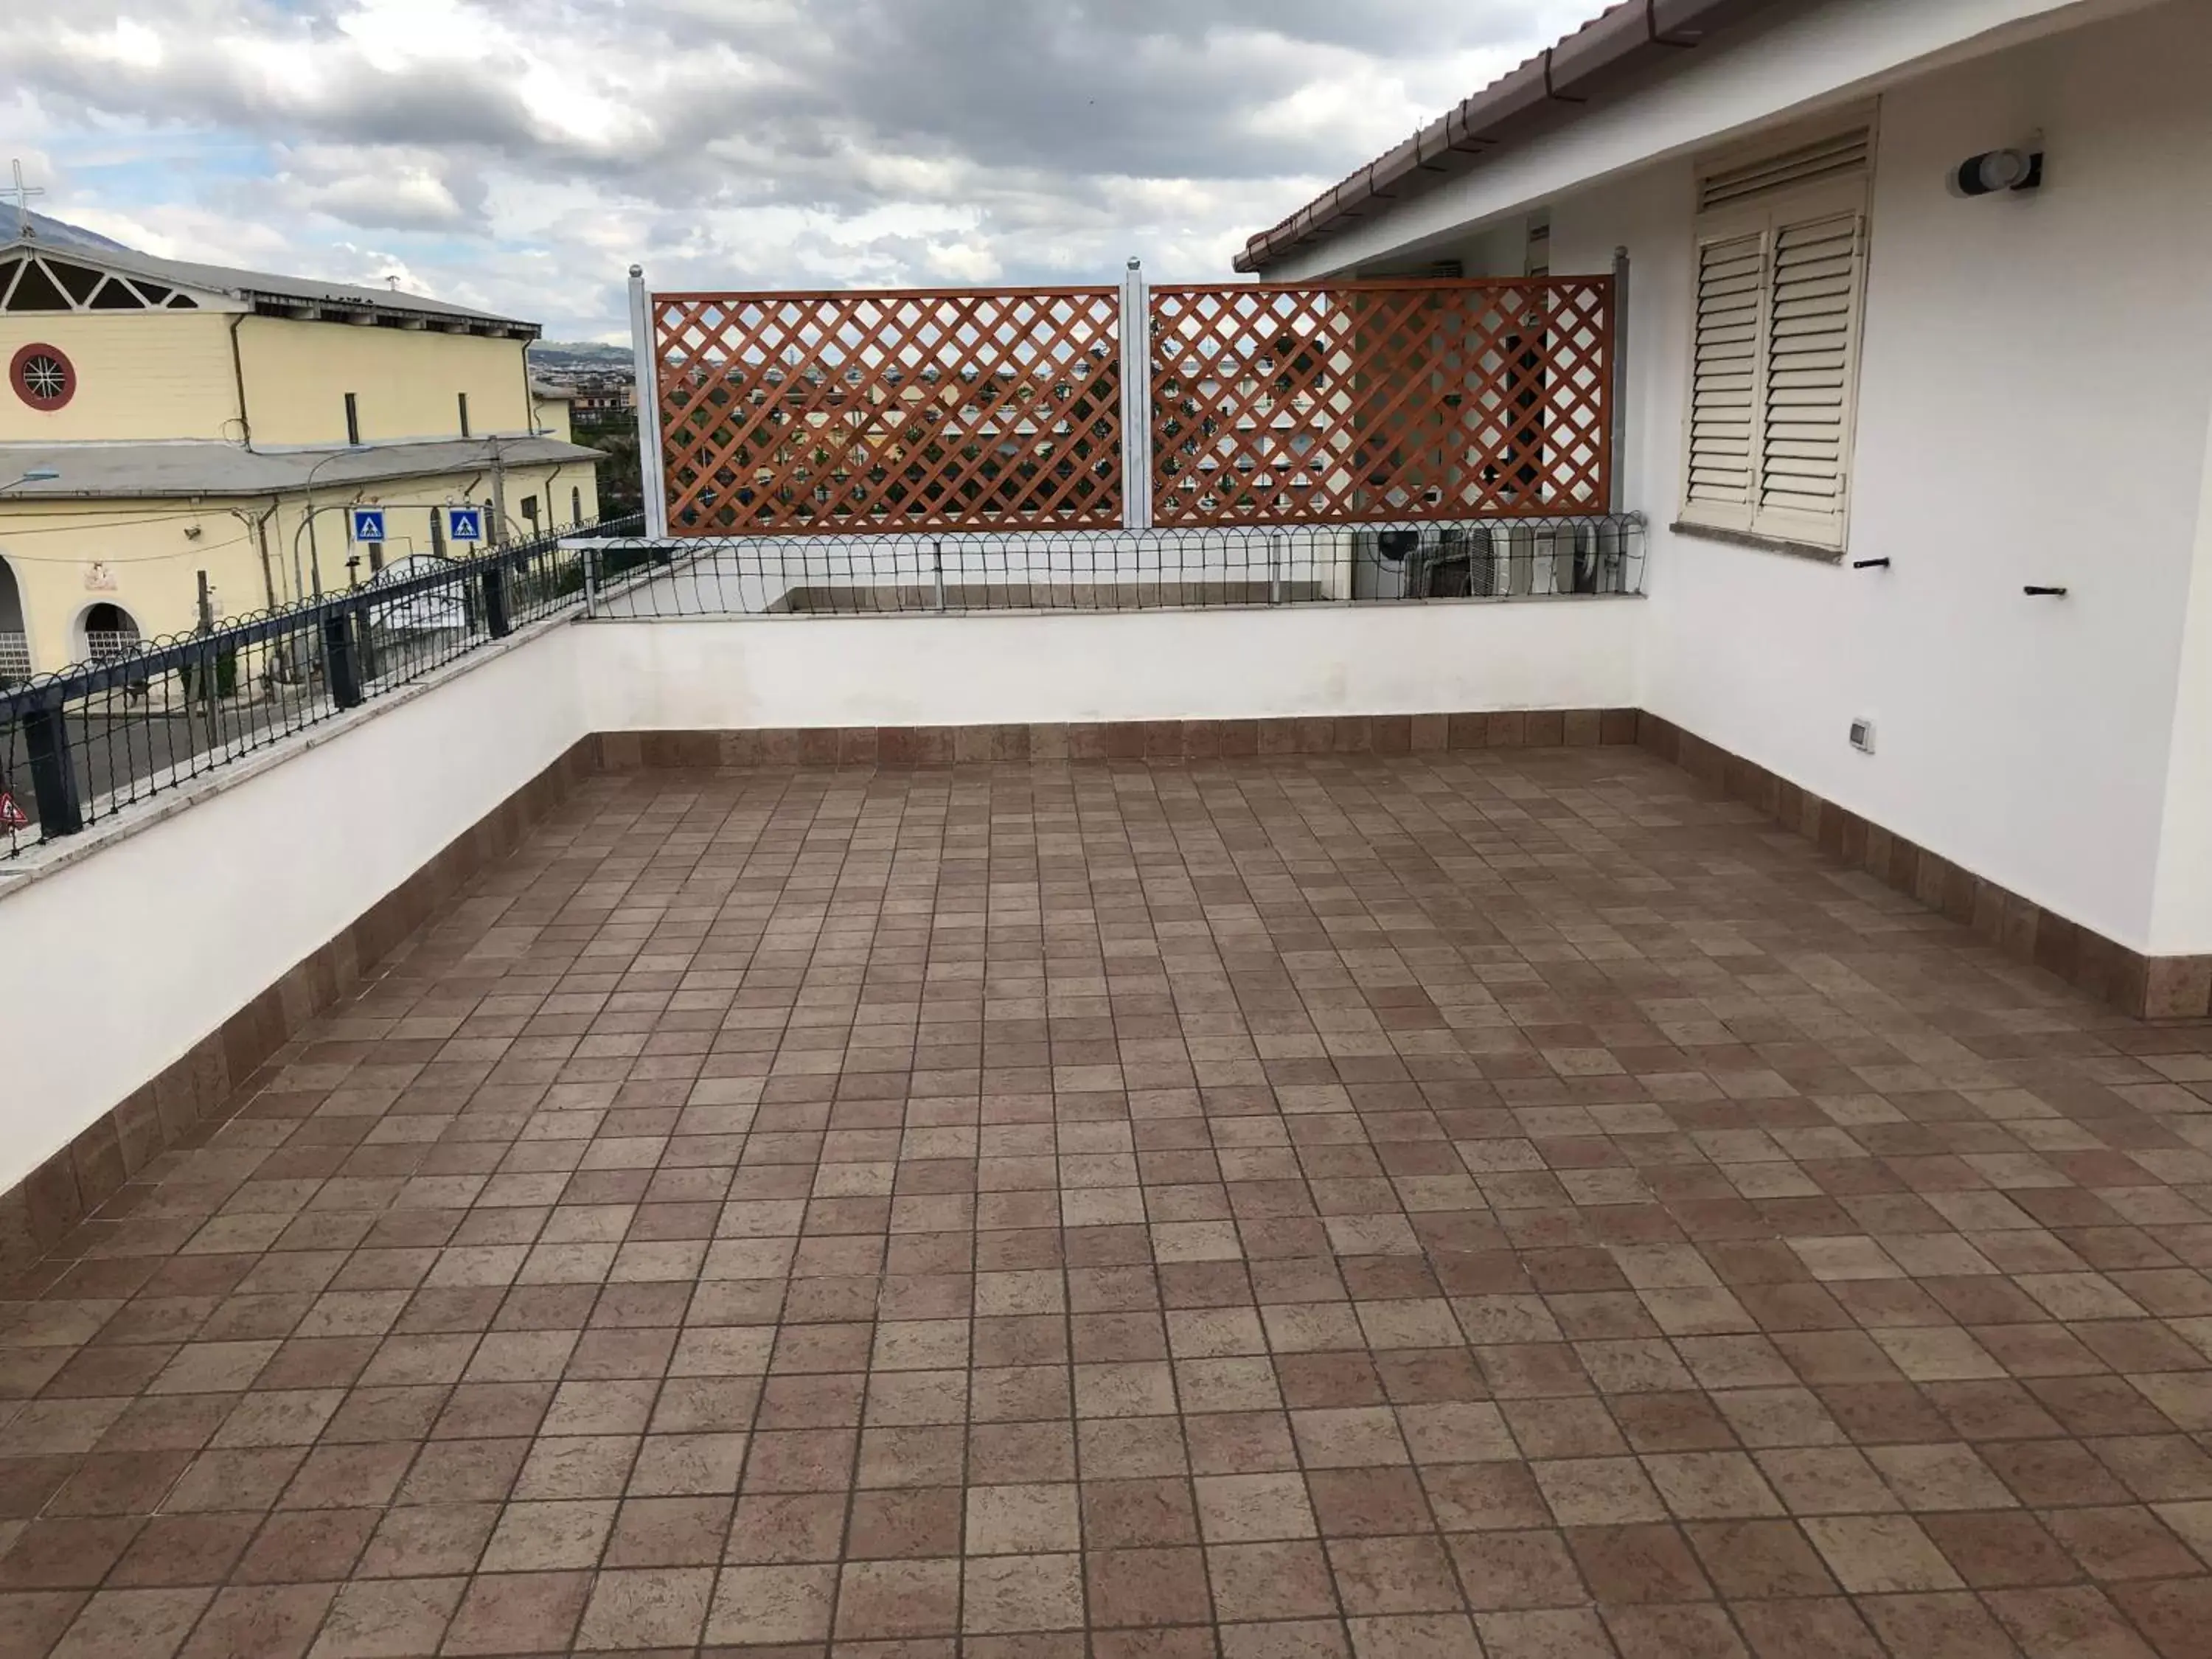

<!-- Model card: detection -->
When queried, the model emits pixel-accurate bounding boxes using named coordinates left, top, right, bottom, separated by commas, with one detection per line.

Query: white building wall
left=2149, top=396, right=2212, bottom=954
left=1536, top=1, right=2212, bottom=953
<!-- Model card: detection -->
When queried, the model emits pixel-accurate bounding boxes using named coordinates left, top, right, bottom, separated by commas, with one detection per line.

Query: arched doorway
left=80, top=601, right=142, bottom=664
left=0, top=554, right=27, bottom=683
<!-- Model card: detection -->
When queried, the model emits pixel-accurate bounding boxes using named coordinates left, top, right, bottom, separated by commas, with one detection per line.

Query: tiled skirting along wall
left=1635, top=713, right=2212, bottom=1023
left=9, top=704, right=2205, bottom=1276
left=597, top=710, right=1645, bottom=768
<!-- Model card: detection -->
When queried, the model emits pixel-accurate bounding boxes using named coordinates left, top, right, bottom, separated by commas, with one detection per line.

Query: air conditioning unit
left=1412, top=528, right=1501, bottom=598
left=1351, top=528, right=1425, bottom=599
left=1353, top=521, right=1622, bottom=599
left=1355, top=526, right=1513, bottom=599
left=1516, top=521, right=1613, bottom=595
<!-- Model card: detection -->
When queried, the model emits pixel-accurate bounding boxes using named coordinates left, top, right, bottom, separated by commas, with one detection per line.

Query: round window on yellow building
left=10, top=342, right=74, bottom=411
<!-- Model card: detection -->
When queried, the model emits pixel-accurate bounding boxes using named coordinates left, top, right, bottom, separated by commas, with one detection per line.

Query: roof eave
left=1235, top=0, right=1775, bottom=274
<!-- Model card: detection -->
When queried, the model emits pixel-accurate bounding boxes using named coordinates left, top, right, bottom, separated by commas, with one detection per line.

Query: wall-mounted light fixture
left=1952, top=142, right=2043, bottom=197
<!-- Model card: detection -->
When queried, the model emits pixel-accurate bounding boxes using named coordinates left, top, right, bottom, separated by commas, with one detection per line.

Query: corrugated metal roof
left=0, top=437, right=604, bottom=500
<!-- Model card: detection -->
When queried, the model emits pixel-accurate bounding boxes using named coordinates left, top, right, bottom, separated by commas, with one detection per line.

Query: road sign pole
left=444, top=506, right=484, bottom=547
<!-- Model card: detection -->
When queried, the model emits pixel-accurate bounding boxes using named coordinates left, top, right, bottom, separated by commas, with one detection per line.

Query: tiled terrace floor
left=7, top=748, right=2212, bottom=1659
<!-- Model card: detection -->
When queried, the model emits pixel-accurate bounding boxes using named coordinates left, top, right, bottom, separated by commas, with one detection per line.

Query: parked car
left=365, top=555, right=470, bottom=640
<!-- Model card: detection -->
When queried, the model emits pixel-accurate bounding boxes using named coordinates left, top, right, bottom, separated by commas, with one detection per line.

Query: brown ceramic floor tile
left=10, top=751, right=2212, bottom=1656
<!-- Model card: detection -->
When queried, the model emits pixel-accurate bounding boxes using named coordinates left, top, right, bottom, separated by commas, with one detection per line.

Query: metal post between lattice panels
left=629, top=265, right=670, bottom=540
left=1119, top=259, right=1152, bottom=531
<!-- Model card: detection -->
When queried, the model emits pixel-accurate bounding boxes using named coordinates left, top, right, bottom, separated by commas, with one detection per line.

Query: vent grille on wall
left=1699, top=127, right=1872, bottom=214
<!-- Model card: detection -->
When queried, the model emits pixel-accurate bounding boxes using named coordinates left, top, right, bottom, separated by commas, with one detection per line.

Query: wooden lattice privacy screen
left=1150, top=279, right=1613, bottom=526
left=650, top=277, right=1612, bottom=534
left=655, top=288, right=1123, bottom=534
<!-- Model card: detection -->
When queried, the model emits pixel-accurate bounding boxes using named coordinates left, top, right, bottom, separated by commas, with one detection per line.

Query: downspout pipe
left=227, top=313, right=254, bottom=448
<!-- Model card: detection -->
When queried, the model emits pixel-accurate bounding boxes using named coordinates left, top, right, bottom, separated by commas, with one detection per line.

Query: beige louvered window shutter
left=1756, top=210, right=1865, bottom=540
left=1685, top=229, right=1766, bottom=526
left=1681, top=114, right=1873, bottom=550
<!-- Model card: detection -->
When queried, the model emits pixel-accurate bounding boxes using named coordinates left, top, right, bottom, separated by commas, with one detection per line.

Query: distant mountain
left=13, top=209, right=135, bottom=253
left=531, top=341, right=633, bottom=374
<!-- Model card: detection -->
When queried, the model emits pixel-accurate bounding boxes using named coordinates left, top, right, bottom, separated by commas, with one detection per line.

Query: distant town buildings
left=526, top=342, right=637, bottom=435
left=1, top=231, right=608, bottom=676
left=561, top=373, right=638, bottom=432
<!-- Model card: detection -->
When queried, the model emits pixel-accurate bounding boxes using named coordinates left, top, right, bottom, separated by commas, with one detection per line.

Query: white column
left=1119, top=259, right=1152, bottom=532
left=627, top=265, right=669, bottom=540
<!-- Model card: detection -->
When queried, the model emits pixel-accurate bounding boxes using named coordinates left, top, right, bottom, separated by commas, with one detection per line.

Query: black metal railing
left=580, top=515, right=1645, bottom=619
left=1, top=515, right=641, bottom=859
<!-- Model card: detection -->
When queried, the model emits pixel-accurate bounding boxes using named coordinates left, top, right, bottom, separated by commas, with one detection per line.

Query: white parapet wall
left=577, top=598, right=1644, bottom=733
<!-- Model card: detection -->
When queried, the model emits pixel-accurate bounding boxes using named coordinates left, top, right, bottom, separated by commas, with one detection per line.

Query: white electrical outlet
left=1848, top=718, right=1876, bottom=754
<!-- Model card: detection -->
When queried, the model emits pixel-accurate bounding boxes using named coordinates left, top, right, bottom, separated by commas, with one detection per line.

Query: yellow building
left=0, top=235, right=605, bottom=676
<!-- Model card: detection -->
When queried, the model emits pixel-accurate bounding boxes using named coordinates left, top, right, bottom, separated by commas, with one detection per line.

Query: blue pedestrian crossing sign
left=445, top=506, right=484, bottom=543
left=349, top=507, right=386, bottom=543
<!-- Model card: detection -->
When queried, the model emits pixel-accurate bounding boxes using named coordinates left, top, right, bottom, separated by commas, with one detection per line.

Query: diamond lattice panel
left=1150, top=279, right=1613, bottom=526
left=655, top=288, right=1123, bottom=535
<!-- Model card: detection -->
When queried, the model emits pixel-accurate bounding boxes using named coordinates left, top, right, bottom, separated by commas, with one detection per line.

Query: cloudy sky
left=2, top=0, right=1596, bottom=341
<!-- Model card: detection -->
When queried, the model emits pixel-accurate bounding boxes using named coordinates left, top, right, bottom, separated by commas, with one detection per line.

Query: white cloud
left=2, top=0, right=1599, bottom=339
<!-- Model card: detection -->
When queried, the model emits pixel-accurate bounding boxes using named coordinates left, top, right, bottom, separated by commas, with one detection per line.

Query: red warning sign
left=0, top=790, right=27, bottom=830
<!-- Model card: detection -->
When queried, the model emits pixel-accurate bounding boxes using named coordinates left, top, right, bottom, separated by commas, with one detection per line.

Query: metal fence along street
left=0, top=515, right=641, bottom=859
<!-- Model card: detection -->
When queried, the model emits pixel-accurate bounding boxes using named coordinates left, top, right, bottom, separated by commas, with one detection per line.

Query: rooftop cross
left=8, top=159, right=46, bottom=240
